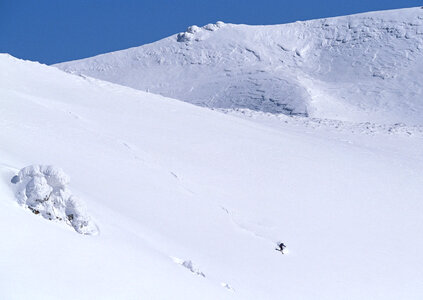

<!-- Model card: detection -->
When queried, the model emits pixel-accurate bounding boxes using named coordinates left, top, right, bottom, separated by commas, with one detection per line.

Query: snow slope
left=2, top=54, right=423, bottom=299
left=56, top=7, right=423, bottom=125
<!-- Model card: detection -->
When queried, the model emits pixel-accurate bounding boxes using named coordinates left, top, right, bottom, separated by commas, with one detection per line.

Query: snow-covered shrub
left=172, top=257, right=205, bottom=277
left=181, top=260, right=205, bottom=277
left=11, top=165, right=98, bottom=235
left=65, top=196, right=96, bottom=234
left=215, top=21, right=225, bottom=28
left=186, top=25, right=200, bottom=34
left=203, top=23, right=218, bottom=31
left=177, top=32, right=194, bottom=42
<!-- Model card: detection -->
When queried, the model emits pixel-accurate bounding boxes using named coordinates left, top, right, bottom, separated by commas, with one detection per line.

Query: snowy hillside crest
left=56, top=7, right=423, bottom=125
left=11, top=165, right=98, bottom=235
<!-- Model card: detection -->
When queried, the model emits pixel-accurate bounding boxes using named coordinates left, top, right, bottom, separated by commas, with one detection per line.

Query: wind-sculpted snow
left=11, top=165, right=98, bottom=235
left=56, top=7, right=423, bottom=125
left=220, top=108, right=423, bottom=137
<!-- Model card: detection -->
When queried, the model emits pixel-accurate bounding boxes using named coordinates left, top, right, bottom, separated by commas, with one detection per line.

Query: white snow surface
left=2, top=49, right=423, bottom=299
left=56, top=7, right=423, bottom=125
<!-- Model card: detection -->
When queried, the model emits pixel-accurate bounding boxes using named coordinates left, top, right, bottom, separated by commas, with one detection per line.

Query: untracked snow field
left=1, top=51, right=423, bottom=299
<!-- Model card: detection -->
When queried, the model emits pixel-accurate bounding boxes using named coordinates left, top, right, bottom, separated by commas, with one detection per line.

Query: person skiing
left=276, top=242, right=286, bottom=254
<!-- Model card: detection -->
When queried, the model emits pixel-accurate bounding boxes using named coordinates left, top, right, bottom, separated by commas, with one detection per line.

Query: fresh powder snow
left=1, top=6, right=423, bottom=300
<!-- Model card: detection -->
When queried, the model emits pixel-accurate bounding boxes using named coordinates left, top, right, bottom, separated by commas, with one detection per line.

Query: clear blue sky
left=1, top=0, right=421, bottom=64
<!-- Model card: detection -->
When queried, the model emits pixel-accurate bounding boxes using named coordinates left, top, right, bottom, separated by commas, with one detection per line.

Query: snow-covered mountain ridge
left=56, top=7, right=423, bottom=125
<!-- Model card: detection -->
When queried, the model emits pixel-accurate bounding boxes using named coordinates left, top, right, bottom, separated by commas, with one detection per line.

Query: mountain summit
left=56, top=7, right=423, bottom=125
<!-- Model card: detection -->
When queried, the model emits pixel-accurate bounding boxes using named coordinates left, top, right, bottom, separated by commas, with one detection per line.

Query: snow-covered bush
left=177, top=22, right=225, bottom=43
left=215, top=21, right=225, bottom=28
left=172, top=257, right=205, bottom=277
left=181, top=260, right=205, bottom=277
left=11, top=165, right=98, bottom=235
left=186, top=25, right=200, bottom=34
left=177, top=32, right=194, bottom=42
left=203, top=23, right=218, bottom=31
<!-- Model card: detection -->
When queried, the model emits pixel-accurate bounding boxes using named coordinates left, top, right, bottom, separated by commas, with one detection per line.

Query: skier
left=276, top=242, right=286, bottom=254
